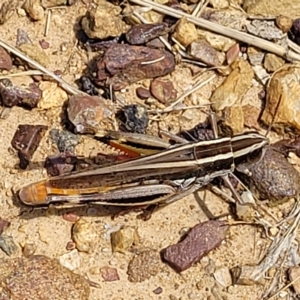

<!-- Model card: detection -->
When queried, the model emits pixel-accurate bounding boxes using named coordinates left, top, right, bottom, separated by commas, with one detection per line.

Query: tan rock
left=18, top=43, right=50, bottom=67
left=72, top=218, right=98, bottom=253
left=275, top=15, right=293, bottom=33
left=210, top=0, right=229, bottom=9
left=198, top=30, right=236, bottom=52
left=111, top=226, right=139, bottom=254
left=23, top=0, right=44, bottom=21
left=211, top=60, right=254, bottom=111
left=173, top=17, right=198, bottom=48
left=243, top=0, right=300, bottom=19
left=261, top=66, right=300, bottom=131
left=189, top=40, right=222, bottom=66
left=264, top=53, right=285, bottom=72
left=223, top=105, right=244, bottom=134
left=81, top=2, right=128, bottom=39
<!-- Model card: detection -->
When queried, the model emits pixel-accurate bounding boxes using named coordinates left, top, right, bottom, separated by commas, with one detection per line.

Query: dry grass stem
left=148, top=104, right=210, bottom=114
left=0, top=70, right=44, bottom=79
left=267, top=274, right=300, bottom=300
left=44, top=9, right=51, bottom=37
left=140, top=56, right=165, bottom=65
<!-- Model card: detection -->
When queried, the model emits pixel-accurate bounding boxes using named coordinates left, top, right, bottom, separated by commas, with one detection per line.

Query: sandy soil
left=0, top=2, right=296, bottom=300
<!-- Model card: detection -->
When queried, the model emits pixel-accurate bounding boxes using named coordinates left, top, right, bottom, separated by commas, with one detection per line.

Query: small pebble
left=119, top=104, right=149, bottom=133
left=89, top=266, right=100, bottom=275
left=289, top=18, right=300, bottom=45
left=100, top=266, right=120, bottom=282
left=72, top=218, right=98, bottom=253
left=66, top=241, right=76, bottom=251
left=38, top=81, right=68, bottom=109
left=276, top=15, right=293, bottom=33
left=162, top=221, right=228, bottom=272
left=23, top=0, right=44, bottom=21
left=110, top=226, right=139, bottom=253
left=63, top=212, right=80, bottom=223
left=0, top=218, right=10, bottom=235
left=269, top=227, right=279, bottom=237
left=22, top=243, right=36, bottom=257
left=0, top=46, right=12, bottom=71
left=150, top=79, right=177, bottom=104
left=0, top=235, right=18, bottom=256
left=111, top=226, right=139, bottom=254
left=189, top=40, right=221, bottom=66
left=136, top=87, right=151, bottom=100
left=39, top=39, right=50, bottom=49
left=127, top=250, right=161, bottom=283
left=153, top=287, right=163, bottom=294
left=59, top=249, right=81, bottom=271
left=213, top=266, right=232, bottom=287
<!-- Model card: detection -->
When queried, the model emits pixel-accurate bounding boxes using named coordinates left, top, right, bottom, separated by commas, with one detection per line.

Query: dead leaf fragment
left=211, top=60, right=254, bottom=111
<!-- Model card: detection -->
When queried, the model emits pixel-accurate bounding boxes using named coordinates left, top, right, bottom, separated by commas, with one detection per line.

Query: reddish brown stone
left=39, top=39, right=50, bottom=49
left=162, top=220, right=228, bottom=272
left=126, top=23, right=169, bottom=45
left=0, top=46, right=12, bottom=71
left=100, top=266, right=120, bottom=282
left=96, top=44, right=175, bottom=90
left=136, top=87, right=151, bottom=100
left=67, top=94, right=113, bottom=134
left=11, top=124, right=48, bottom=169
left=150, top=79, right=177, bottom=104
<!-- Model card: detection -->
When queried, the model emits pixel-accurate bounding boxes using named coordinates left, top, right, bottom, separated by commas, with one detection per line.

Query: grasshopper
left=18, top=124, right=268, bottom=209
